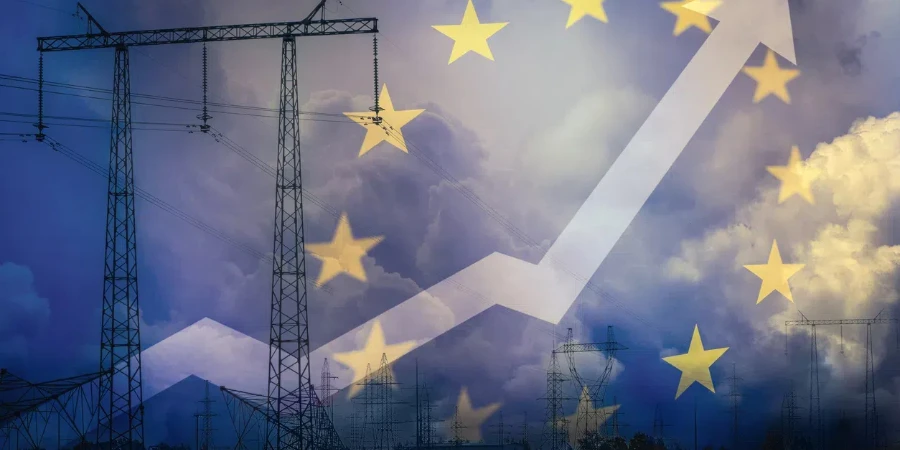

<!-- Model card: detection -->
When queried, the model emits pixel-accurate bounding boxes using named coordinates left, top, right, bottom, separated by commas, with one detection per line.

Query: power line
left=25, top=135, right=338, bottom=296
left=3, top=76, right=666, bottom=336
left=6, top=35, right=664, bottom=334
left=0, top=73, right=365, bottom=120
left=376, top=119, right=664, bottom=333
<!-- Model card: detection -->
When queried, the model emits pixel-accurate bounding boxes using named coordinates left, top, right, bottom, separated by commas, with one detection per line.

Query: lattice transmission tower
left=786, top=310, right=898, bottom=450
left=198, top=379, right=217, bottom=450
left=781, top=382, right=801, bottom=450
left=559, top=326, right=627, bottom=441
left=726, top=364, right=742, bottom=450
left=540, top=340, right=568, bottom=450
left=35, top=1, right=381, bottom=448
left=651, top=404, right=672, bottom=447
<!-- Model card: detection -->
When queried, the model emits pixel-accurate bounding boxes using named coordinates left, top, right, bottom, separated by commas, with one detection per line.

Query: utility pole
left=416, top=360, right=421, bottom=450
left=422, top=380, right=434, bottom=449
left=521, top=412, right=528, bottom=449
left=726, top=364, right=742, bottom=450
left=489, top=411, right=506, bottom=447
left=194, top=413, right=200, bottom=450
left=652, top=404, right=672, bottom=446
left=693, top=396, right=697, bottom=450
left=36, top=1, right=379, bottom=448
left=786, top=310, right=899, bottom=450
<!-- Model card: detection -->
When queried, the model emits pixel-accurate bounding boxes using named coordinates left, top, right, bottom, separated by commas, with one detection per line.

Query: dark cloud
left=836, top=32, right=881, bottom=76
left=0, top=262, right=51, bottom=362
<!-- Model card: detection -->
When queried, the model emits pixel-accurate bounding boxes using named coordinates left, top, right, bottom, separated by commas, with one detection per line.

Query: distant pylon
left=781, top=382, right=801, bottom=450
left=651, top=403, right=671, bottom=445
left=786, top=310, right=899, bottom=450
left=520, top=412, right=528, bottom=448
left=726, top=364, right=742, bottom=450
left=809, top=323, right=821, bottom=448
left=198, top=379, right=216, bottom=450
left=422, top=380, right=434, bottom=448
left=451, top=403, right=465, bottom=446
left=865, top=322, right=877, bottom=450
left=377, top=353, right=396, bottom=450
left=541, top=341, right=567, bottom=450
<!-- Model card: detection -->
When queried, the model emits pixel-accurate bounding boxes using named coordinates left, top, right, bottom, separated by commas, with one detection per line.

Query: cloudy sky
left=2, top=0, right=900, bottom=447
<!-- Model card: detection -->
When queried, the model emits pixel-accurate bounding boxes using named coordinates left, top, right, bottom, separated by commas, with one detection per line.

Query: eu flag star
left=561, top=0, right=609, bottom=28
left=307, top=213, right=384, bottom=287
left=743, top=240, right=805, bottom=304
left=432, top=0, right=508, bottom=64
left=660, top=0, right=719, bottom=36
left=332, top=320, right=416, bottom=398
left=742, top=49, right=800, bottom=104
left=344, top=84, right=424, bottom=157
left=663, top=325, right=728, bottom=399
left=450, top=387, right=501, bottom=442
left=766, top=146, right=815, bottom=204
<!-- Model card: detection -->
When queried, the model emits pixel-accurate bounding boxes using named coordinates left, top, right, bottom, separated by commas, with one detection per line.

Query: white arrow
left=139, top=0, right=796, bottom=401
left=536, top=0, right=796, bottom=291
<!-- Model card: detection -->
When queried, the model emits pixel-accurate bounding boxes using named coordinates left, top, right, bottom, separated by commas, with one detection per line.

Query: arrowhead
left=685, top=0, right=796, bottom=64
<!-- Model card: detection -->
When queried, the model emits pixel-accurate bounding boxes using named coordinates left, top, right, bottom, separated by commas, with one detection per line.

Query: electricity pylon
left=36, top=2, right=379, bottom=447
left=786, top=310, right=898, bottom=450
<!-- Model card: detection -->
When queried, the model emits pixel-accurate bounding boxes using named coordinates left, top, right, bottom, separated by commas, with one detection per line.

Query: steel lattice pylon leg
left=97, top=45, right=145, bottom=449
left=864, top=323, right=877, bottom=449
left=807, top=325, right=820, bottom=449
left=541, top=351, right=566, bottom=450
left=266, top=36, right=313, bottom=450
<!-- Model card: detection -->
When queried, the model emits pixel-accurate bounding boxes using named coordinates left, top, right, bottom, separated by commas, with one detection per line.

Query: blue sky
left=2, top=0, right=900, bottom=448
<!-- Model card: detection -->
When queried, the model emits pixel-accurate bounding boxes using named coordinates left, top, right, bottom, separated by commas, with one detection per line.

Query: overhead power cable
left=23, top=135, right=336, bottom=296
left=0, top=73, right=368, bottom=121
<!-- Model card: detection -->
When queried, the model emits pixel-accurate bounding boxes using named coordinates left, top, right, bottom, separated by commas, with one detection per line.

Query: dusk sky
left=2, top=0, right=900, bottom=448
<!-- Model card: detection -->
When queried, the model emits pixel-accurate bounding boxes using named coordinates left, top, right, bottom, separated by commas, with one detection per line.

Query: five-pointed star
left=561, top=0, right=609, bottom=28
left=766, top=146, right=815, bottom=204
left=560, top=386, right=620, bottom=446
left=662, top=325, right=729, bottom=399
left=741, top=49, right=801, bottom=104
left=743, top=240, right=805, bottom=304
left=432, top=0, right=508, bottom=64
left=332, top=320, right=417, bottom=398
left=307, top=213, right=384, bottom=287
left=660, top=0, right=718, bottom=36
left=344, top=84, right=424, bottom=157
left=451, top=387, right=501, bottom=442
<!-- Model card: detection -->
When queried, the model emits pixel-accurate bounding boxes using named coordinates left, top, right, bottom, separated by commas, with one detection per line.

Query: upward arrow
left=530, top=0, right=797, bottom=317
left=140, top=0, right=797, bottom=402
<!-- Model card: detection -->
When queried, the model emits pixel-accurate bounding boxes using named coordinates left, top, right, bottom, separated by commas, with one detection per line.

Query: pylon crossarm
left=221, top=387, right=304, bottom=441
left=785, top=318, right=898, bottom=326
left=0, top=370, right=102, bottom=424
left=37, top=18, right=377, bottom=52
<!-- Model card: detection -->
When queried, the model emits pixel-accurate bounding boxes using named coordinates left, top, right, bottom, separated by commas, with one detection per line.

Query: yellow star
left=432, top=0, right=508, bottom=64
left=559, top=386, right=620, bottom=446
left=307, top=213, right=384, bottom=287
left=766, top=146, right=815, bottom=205
left=660, top=0, right=718, bottom=36
left=662, top=325, right=728, bottom=399
left=560, top=0, right=609, bottom=28
left=743, top=240, right=805, bottom=304
left=332, top=320, right=417, bottom=398
left=451, top=387, right=501, bottom=442
left=344, top=84, right=424, bottom=157
left=741, top=49, right=801, bottom=104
